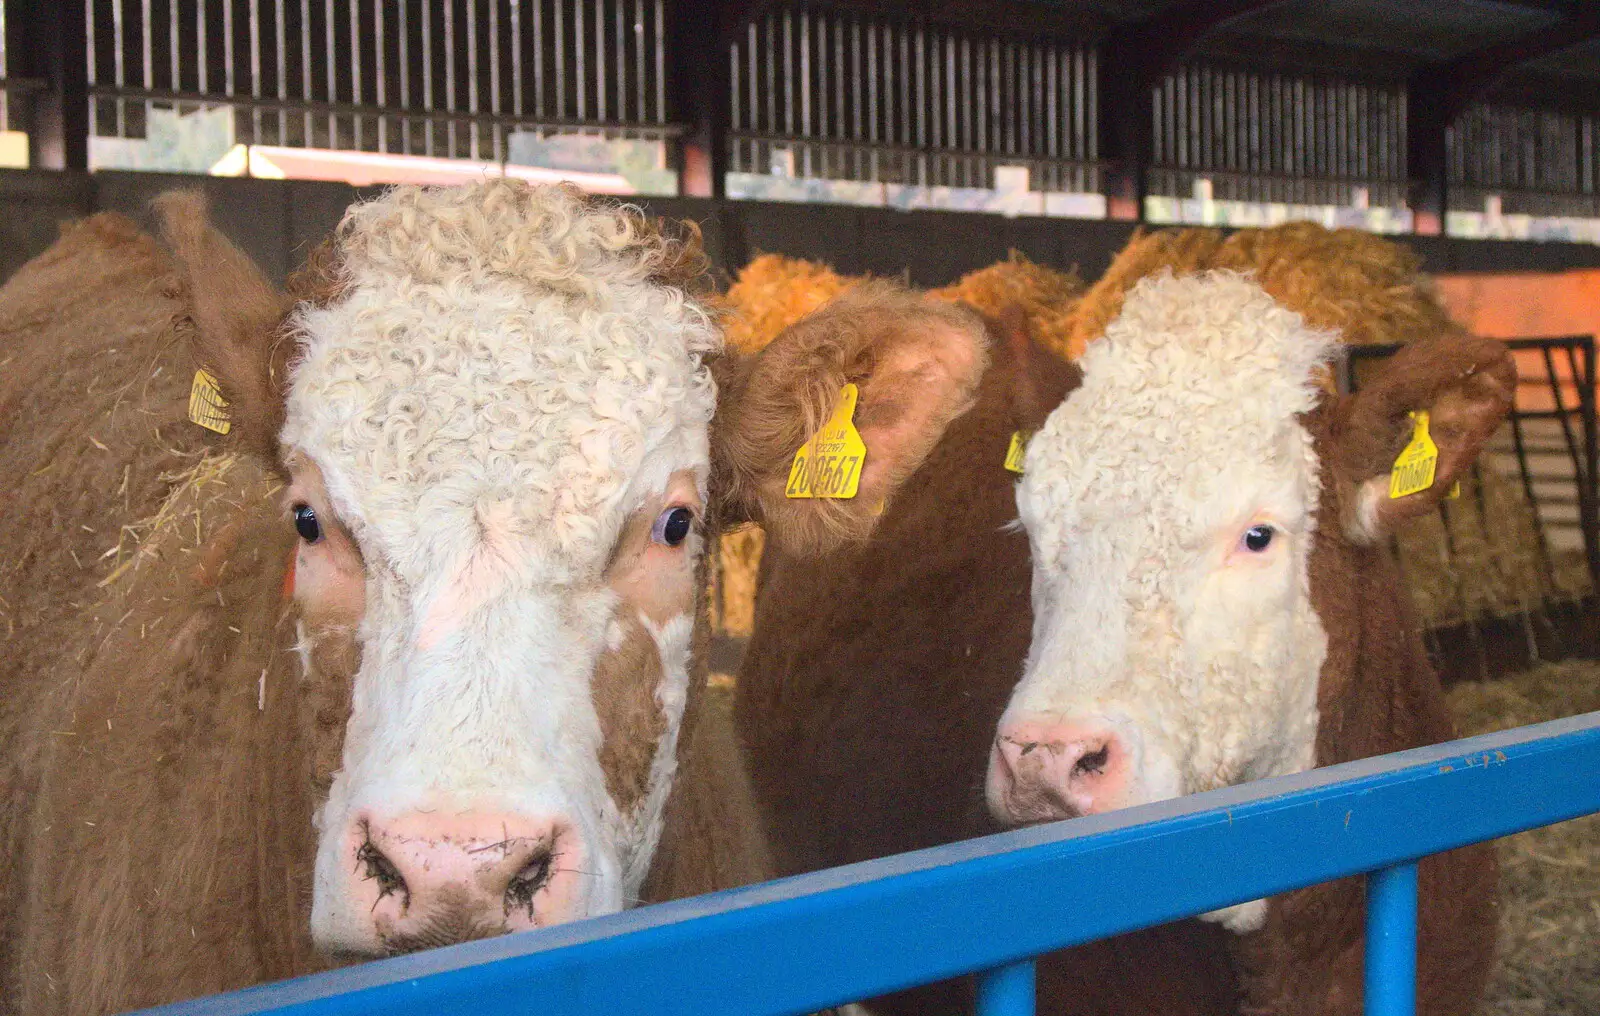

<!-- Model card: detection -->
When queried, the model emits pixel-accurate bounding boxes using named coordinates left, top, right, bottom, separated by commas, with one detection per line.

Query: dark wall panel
left=92, top=171, right=295, bottom=285
left=6, top=170, right=1600, bottom=299
left=730, top=202, right=871, bottom=276
left=0, top=171, right=94, bottom=284
left=858, top=208, right=1014, bottom=287
left=284, top=180, right=387, bottom=273
left=1004, top=217, right=1140, bottom=282
left=1407, top=234, right=1600, bottom=273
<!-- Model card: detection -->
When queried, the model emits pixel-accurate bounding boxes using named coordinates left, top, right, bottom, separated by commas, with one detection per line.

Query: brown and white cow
left=737, top=248, right=1506, bottom=1014
left=989, top=268, right=1506, bottom=1013
left=737, top=305, right=1241, bottom=1016
left=0, top=182, right=987, bottom=1013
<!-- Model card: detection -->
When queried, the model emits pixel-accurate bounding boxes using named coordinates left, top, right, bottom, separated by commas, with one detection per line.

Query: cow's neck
left=1308, top=430, right=1455, bottom=770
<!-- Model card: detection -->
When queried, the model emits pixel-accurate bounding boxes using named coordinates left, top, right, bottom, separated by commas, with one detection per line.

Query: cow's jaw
left=278, top=183, right=719, bottom=958
left=993, top=270, right=1333, bottom=841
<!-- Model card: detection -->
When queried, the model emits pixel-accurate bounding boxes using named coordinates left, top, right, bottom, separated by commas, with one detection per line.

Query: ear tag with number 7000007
left=1389, top=410, right=1445, bottom=500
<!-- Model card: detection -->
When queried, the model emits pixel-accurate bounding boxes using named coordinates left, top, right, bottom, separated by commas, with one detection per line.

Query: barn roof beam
left=667, top=0, right=754, bottom=199
left=1413, top=7, right=1600, bottom=125
left=1407, top=6, right=1600, bottom=234
left=1099, top=0, right=1298, bottom=91
left=1097, top=0, right=1295, bottom=220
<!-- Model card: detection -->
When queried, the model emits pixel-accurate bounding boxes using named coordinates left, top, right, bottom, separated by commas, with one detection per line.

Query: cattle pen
left=131, top=711, right=1600, bottom=1016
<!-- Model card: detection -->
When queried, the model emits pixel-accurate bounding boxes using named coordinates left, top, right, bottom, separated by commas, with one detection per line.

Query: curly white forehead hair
left=279, top=180, right=722, bottom=584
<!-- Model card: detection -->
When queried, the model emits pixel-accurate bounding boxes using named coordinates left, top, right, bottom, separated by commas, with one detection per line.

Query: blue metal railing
left=135, top=711, right=1600, bottom=1016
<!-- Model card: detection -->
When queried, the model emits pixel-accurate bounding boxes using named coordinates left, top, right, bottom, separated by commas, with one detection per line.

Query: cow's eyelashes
left=650, top=506, right=695, bottom=548
left=293, top=503, right=323, bottom=544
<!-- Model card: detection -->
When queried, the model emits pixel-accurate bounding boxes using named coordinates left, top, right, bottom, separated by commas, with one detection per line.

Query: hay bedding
left=1394, top=464, right=1590, bottom=632
left=1448, top=660, right=1600, bottom=1016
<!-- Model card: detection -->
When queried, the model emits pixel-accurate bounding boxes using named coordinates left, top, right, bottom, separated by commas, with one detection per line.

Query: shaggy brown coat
left=2, top=189, right=989, bottom=1013
left=735, top=315, right=1240, bottom=1015
left=0, top=215, right=228, bottom=1010
left=736, top=232, right=1503, bottom=1015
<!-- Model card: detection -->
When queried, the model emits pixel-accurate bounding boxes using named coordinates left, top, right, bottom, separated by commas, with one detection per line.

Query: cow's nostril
left=355, top=839, right=408, bottom=906
left=503, top=848, right=555, bottom=920
left=1075, top=744, right=1111, bottom=776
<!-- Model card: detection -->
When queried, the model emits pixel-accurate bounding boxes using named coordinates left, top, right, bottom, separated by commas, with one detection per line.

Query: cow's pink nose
left=986, top=721, right=1130, bottom=824
left=343, top=812, right=579, bottom=951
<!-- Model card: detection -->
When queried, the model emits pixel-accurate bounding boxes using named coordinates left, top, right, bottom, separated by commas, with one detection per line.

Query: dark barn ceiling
left=793, top=0, right=1600, bottom=111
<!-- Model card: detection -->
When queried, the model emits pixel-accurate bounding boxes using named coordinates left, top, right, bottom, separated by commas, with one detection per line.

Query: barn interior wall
left=6, top=167, right=1600, bottom=291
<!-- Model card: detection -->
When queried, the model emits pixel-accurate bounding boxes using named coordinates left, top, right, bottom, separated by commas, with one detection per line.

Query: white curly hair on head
left=280, top=179, right=723, bottom=578
left=337, top=179, right=716, bottom=314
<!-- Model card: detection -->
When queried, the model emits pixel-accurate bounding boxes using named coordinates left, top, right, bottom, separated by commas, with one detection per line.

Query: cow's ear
left=154, top=190, right=293, bottom=464
left=712, top=281, right=990, bottom=555
left=1332, top=330, right=1515, bottom=543
left=988, top=301, right=1079, bottom=434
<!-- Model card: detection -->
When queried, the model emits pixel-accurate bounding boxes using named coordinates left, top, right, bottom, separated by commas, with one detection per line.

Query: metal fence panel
left=1451, top=104, right=1600, bottom=219
left=85, top=0, right=678, bottom=162
left=1149, top=61, right=1407, bottom=208
left=728, top=2, right=1099, bottom=194
left=130, top=712, right=1600, bottom=1016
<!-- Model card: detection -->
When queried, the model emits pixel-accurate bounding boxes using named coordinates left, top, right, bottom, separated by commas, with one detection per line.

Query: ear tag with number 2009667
left=786, top=383, right=866, bottom=499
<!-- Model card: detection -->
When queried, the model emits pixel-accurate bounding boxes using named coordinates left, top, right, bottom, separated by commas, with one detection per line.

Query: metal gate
left=85, top=0, right=678, bottom=164
left=130, top=713, right=1600, bottom=1016
left=727, top=2, right=1100, bottom=195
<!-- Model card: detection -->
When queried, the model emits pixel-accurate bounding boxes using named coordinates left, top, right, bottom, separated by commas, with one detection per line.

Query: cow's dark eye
left=293, top=503, right=322, bottom=543
left=1242, top=524, right=1275, bottom=552
left=651, top=506, right=695, bottom=548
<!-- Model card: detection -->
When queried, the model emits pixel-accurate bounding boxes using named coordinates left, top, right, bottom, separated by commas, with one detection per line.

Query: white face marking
left=282, top=183, right=720, bottom=956
left=292, top=619, right=313, bottom=679
left=609, top=610, right=693, bottom=902
left=1000, top=271, right=1335, bottom=825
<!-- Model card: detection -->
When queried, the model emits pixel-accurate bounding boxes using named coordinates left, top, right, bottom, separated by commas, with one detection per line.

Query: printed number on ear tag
left=1389, top=410, right=1439, bottom=499
left=786, top=383, right=866, bottom=499
left=1004, top=431, right=1031, bottom=474
left=188, top=368, right=232, bottom=435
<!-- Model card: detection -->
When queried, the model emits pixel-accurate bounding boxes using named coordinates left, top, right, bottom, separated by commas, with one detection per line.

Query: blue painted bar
left=132, top=711, right=1600, bottom=1016
left=975, top=961, right=1036, bottom=1016
left=1365, top=863, right=1419, bottom=1016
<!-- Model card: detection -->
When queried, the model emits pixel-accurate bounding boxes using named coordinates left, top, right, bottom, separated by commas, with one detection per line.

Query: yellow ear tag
left=786, top=383, right=866, bottom=499
left=188, top=368, right=232, bottom=435
left=1004, top=431, right=1031, bottom=474
left=1388, top=410, right=1439, bottom=499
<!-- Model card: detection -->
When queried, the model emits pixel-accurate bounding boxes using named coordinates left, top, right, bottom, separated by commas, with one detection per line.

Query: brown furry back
left=930, top=252, right=1087, bottom=359
left=1065, top=223, right=1455, bottom=355
left=0, top=214, right=217, bottom=659
left=0, top=215, right=228, bottom=1008
left=735, top=324, right=1239, bottom=1016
